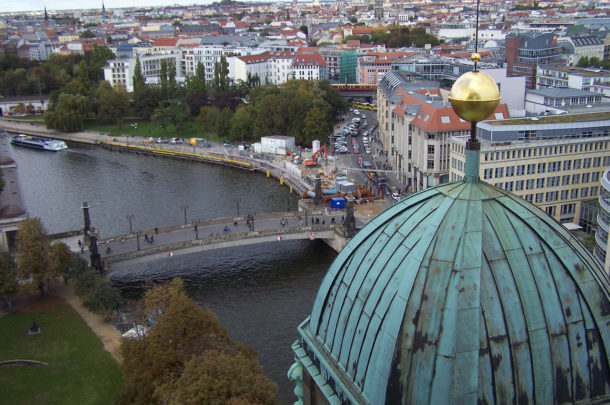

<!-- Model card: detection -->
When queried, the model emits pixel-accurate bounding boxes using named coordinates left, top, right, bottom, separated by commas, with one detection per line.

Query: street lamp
left=126, top=214, right=134, bottom=234
left=136, top=231, right=140, bottom=251
left=234, top=198, right=240, bottom=216
left=181, top=205, right=188, bottom=225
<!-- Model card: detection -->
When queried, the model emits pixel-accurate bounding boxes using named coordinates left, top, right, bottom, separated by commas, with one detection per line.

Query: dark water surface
left=11, top=142, right=334, bottom=403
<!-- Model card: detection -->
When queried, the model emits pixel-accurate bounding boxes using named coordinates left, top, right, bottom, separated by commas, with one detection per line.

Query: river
left=10, top=142, right=335, bottom=404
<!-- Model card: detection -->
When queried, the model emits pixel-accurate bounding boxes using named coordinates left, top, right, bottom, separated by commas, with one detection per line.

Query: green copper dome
left=293, top=179, right=610, bottom=404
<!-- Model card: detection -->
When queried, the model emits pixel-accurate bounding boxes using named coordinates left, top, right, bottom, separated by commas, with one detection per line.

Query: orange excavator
left=303, top=145, right=327, bottom=167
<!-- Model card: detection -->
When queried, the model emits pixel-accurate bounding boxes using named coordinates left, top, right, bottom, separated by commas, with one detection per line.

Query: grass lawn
left=83, top=119, right=220, bottom=142
left=0, top=297, right=123, bottom=405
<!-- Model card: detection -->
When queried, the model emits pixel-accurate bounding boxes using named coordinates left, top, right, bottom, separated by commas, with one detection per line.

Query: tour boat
left=10, top=134, right=68, bottom=151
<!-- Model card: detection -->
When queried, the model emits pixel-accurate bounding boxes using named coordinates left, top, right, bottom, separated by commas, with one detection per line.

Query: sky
left=1, top=0, right=224, bottom=13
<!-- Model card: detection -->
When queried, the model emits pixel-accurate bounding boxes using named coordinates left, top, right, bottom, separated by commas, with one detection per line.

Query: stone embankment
left=0, top=119, right=310, bottom=194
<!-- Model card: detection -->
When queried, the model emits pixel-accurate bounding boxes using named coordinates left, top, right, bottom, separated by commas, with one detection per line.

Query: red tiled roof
left=293, top=53, right=327, bottom=66
left=393, top=92, right=509, bottom=132
left=240, top=52, right=271, bottom=64
left=153, top=37, right=179, bottom=47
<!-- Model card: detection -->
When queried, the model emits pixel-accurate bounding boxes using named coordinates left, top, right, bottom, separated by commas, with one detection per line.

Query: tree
left=303, top=105, right=330, bottom=145
left=44, top=93, right=90, bottom=132
left=132, top=85, right=161, bottom=120
left=168, top=60, right=177, bottom=99
left=577, top=56, right=590, bottom=67
left=119, top=278, right=277, bottom=404
left=152, top=99, right=189, bottom=136
left=97, top=82, right=130, bottom=124
left=197, top=105, right=221, bottom=132
left=229, top=105, right=255, bottom=142
left=0, top=253, right=17, bottom=306
left=88, top=276, right=124, bottom=319
left=212, top=54, right=230, bottom=91
left=132, top=55, right=145, bottom=93
left=15, top=218, right=57, bottom=298
left=80, top=29, right=94, bottom=39
left=160, top=59, right=168, bottom=100
left=184, top=91, right=208, bottom=117
left=217, top=108, right=234, bottom=139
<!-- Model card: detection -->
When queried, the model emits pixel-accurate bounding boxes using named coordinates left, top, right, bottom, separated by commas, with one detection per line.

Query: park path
left=48, top=283, right=123, bottom=364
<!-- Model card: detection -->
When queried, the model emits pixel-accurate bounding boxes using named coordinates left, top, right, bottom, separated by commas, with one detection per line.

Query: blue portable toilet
left=330, top=197, right=346, bottom=210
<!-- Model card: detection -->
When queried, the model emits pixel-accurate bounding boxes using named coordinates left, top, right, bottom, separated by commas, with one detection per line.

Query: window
left=548, top=176, right=560, bottom=187
left=526, top=179, right=535, bottom=190
left=563, top=160, right=571, bottom=171
left=495, top=167, right=504, bottom=178
left=484, top=168, right=493, bottom=179
left=428, top=159, right=434, bottom=169
left=517, top=165, right=525, bottom=176
left=546, top=191, right=558, bottom=201
left=605, top=156, right=610, bottom=166
left=536, top=193, right=544, bottom=203
left=527, top=164, right=535, bottom=175
left=593, top=157, right=601, bottom=167
left=561, top=203, right=575, bottom=215
left=538, top=163, right=546, bottom=173
left=506, top=166, right=515, bottom=177
left=505, top=181, right=513, bottom=192
left=516, top=180, right=524, bottom=191
left=581, top=188, right=588, bottom=198
left=571, top=189, right=579, bottom=199
left=583, top=158, right=591, bottom=168
left=591, top=186, right=599, bottom=196
left=572, top=174, right=580, bottom=184
left=546, top=206, right=556, bottom=217
left=593, top=172, right=600, bottom=182
left=582, top=173, right=590, bottom=183
left=549, top=161, right=561, bottom=172
left=537, top=178, right=545, bottom=188
left=562, top=175, right=570, bottom=186
left=525, top=194, right=533, bottom=203
left=573, top=159, right=581, bottom=169
left=428, top=145, right=435, bottom=154
left=561, top=190, right=568, bottom=200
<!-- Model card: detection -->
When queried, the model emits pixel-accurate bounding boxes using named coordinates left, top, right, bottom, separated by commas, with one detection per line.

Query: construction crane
left=303, top=145, right=327, bottom=167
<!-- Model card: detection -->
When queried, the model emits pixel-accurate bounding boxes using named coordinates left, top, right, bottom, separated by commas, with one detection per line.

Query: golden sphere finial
left=449, top=71, right=500, bottom=123
left=471, top=53, right=481, bottom=63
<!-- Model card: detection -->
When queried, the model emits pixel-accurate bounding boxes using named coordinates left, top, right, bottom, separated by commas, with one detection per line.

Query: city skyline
left=2, top=0, right=246, bottom=14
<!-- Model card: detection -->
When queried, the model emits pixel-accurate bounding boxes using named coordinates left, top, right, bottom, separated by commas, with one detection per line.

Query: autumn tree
left=15, top=218, right=70, bottom=298
left=119, top=278, right=277, bottom=404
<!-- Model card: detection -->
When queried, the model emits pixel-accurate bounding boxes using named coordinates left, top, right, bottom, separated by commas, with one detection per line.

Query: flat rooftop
left=487, top=111, right=610, bottom=126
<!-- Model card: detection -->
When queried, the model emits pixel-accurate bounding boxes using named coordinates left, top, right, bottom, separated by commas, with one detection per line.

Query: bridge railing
left=101, top=210, right=329, bottom=241
left=103, top=224, right=340, bottom=265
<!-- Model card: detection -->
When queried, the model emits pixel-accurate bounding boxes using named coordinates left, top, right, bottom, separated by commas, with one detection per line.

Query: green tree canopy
left=44, top=93, right=90, bottom=132
left=96, top=82, right=130, bottom=124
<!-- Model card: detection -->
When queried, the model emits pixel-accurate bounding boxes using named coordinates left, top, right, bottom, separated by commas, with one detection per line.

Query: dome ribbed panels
left=298, top=180, right=610, bottom=404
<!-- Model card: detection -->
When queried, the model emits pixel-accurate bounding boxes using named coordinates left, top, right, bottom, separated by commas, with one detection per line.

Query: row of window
left=487, top=172, right=602, bottom=189
left=482, top=163, right=606, bottom=179
left=484, top=142, right=609, bottom=161
left=505, top=186, right=598, bottom=202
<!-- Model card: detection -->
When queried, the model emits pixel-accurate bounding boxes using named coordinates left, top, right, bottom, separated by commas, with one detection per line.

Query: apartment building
left=505, top=32, right=564, bottom=89
left=536, top=65, right=610, bottom=101
left=104, top=53, right=181, bottom=92
left=357, top=51, right=421, bottom=85
left=292, top=53, right=328, bottom=81
left=377, top=71, right=508, bottom=191
left=449, top=112, right=610, bottom=226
